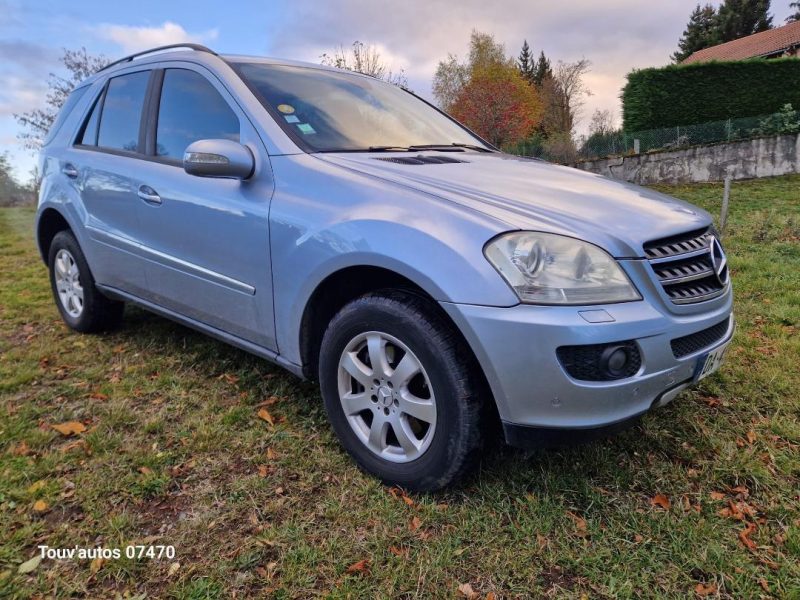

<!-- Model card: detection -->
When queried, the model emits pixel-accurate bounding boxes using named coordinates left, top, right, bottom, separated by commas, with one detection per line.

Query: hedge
left=622, top=58, right=800, bottom=132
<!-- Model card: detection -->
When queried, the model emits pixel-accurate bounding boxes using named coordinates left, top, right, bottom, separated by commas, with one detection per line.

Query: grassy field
left=1, top=175, right=799, bottom=599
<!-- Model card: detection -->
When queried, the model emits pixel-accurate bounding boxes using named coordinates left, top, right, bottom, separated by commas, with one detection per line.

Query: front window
left=233, top=63, right=487, bottom=152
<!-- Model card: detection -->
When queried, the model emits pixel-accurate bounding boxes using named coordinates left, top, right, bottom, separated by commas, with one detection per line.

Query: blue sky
left=1, top=0, right=795, bottom=182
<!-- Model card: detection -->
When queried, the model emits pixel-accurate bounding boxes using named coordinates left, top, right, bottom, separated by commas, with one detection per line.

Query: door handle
left=137, top=185, right=162, bottom=205
left=62, top=163, right=78, bottom=179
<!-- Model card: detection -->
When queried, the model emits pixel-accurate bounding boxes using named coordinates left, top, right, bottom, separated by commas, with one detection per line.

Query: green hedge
left=622, top=58, right=800, bottom=131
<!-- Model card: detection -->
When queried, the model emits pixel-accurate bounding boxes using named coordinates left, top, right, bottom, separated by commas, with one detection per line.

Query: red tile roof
left=683, top=20, right=800, bottom=63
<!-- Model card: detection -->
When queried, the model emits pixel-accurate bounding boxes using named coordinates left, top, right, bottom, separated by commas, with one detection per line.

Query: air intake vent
left=670, top=318, right=730, bottom=358
left=374, top=155, right=468, bottom=165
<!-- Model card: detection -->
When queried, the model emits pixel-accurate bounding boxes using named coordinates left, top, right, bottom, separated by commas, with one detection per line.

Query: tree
left=588, top=109, right=617, bottom=137
left=532, top=51, right=552, bottom=86
left=320, top=41, right=408, bottom=88
left=717, top=0, right=772, bottom=42
left=672, top=4, right=720, bottom=62
left=518, top=39, right=535, bottom=84
left=787, top=1, right=800, bottom=22
left=0, top=152, right=33, bottom=206
left=15, top=47, right=109, bottom=150
left=540, top=59, right=592, bottom=136
left=432, top=30, right=513, bottom=110
left=449, top=66, right=542, bottom=147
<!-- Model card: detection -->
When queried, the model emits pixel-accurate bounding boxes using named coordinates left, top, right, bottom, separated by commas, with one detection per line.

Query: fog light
left=601, top=345, right=630, bottom=377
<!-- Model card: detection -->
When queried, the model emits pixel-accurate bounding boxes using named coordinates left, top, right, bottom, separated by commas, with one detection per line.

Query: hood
left=316, top=152, right=712, bottom=258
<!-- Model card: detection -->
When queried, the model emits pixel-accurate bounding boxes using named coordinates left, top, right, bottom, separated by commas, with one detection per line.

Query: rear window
left=96, top=71, right=150, bottom=152
left=43, top=86, right=88, bottom=147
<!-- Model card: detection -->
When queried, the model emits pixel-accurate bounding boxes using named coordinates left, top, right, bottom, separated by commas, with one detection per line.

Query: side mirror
left=183, top=139, right=254, bottom=180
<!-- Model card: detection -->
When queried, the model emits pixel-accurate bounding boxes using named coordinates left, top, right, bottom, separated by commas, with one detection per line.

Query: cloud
left=92, top=21, right=219, bottom=54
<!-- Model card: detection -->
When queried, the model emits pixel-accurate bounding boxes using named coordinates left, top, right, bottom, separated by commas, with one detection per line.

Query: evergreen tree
left=518, top=39, right=535, bottom=84
left=672, top=4, right=720, bottom=62
left=532, top=51, right=552, bottom=86
left=716, top=0, right=772, bottom=42
left=787, top=1, right=800, bottom=22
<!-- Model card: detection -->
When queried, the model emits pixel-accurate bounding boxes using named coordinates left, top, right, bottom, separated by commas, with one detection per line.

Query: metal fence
left=577, top=106, right=800, bottom=161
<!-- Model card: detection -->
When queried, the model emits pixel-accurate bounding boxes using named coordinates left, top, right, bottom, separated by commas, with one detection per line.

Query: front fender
left=269, top=154, right=519, bottom=364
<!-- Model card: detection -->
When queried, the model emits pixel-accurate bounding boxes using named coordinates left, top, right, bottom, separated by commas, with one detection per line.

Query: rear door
left=72, top=68, right=153, bottom=297
left=133, top=64, right=276, bottom=349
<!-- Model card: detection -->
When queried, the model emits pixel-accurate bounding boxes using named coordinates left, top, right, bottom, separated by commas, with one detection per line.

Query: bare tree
left=15, top=47, right=109, bottom=150
left=543, top=59, right=592, bottom=136
left=321, top=41, right=408, bottom=88
left=588, top=109, right=617, bottom=137
left=432, top=53, right=468, bottom=112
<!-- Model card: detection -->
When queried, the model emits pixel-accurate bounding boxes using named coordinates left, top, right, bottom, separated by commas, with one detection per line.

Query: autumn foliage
left=449, top=66, right=542, bottom=147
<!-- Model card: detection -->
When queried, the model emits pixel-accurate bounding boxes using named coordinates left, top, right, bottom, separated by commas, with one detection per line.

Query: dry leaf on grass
left=566, top=512, right=589, bottom=537
left=389, top=545, right=408, bottom=557
left=746, top=430, right=757, bottom=444
left=138, top=466, right=153, bottom=475
left=345, top=559, right=370, bottom=574
left=457, top=582, right=479, bottom=599
left=12, top=441, right=30, bottom=456
left=168, top=562, right=180, bottom=576
left=17, top=555, right=42, bottom=574
left=33, top=500, right=48, bottom=512
left=651, top=494, right=671, bottom=510
left=52, top=421, right=86, bottom=436
left=409, top=516, right=422, bottom=532
left=739, top=522, right=758, bottom=551
left=695, top=582, right=717, bottom=596
left=90, top=557, right=104, bottom=574
left=710, top=491, right=726, bottom=501
left=27, top=480, right=46, bottom=494
left=266, top=447, right=278, bottom=460
left=257, top=408, right=275, bottom=426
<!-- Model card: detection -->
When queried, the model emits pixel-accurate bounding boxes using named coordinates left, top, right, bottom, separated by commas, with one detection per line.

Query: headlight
left=484, top=232, right=641, bottom=305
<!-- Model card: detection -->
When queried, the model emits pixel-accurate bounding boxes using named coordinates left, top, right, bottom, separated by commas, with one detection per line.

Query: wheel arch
left=36, top=207, right=73, bottom=264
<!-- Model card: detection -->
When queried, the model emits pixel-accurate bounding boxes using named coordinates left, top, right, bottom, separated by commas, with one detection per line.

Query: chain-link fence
left=577, top=105, right=800, bottom=162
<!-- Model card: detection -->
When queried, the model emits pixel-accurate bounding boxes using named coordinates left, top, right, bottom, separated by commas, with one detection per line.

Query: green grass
left=1, top=175, right=799, bottom=598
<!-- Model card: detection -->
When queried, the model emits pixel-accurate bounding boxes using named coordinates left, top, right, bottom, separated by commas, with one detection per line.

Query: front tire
left=48, top=230, right=124, bottom=333
left=319, top=291, right=485, bottom=491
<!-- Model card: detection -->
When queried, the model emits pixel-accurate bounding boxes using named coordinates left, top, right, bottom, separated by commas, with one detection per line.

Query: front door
left=132, top=65, right=276, bottom=350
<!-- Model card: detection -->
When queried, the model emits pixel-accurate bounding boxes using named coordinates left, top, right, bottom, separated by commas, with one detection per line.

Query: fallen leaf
left=262, top=395, right=280, bottom=406
left=90, top=557, right=104, bottom=574
left=345, top=559, right=370, bottom=574
left=89, top=391, right=108, bottom=401
left=457, top=582, right=479, bottom=599
left=409, top=516, right=422, bottom=532
left=739, top=522, right=758, bottom=551
left=567, top=511, right=588, bottom=537
left=138, top=466, right=153, bottom=475
left=486, top=593, right=496, bottom=600
left=257, top=408, right=275, bottom=426
left=758, top=578, right=769, bottom=592
left=695, top=582, right=717, bottom=596
left=401, top=494, right=414, bottom=507
left=389, top=545, right=407, bottom=557
left=746, top=430, right=757, bottom=444
left=274, top=486, right=284, bottom=495
left=27, top=480, right=46, bottom=494
left=17, top=555, right=42, bottom=574
left=257, top=465, right=272, bottom=478
left=12, top=441, right=30, bottom=456
left=651, top=494, right=671, bottom=510
left=634, top=534, right=644, bottom=543
left=52, top=421, right=86, bottom=436
left=266, top=447, right=278, bottom=460
left=168, top=562, right=180, bottom=576
left=710, top=491, right=726, bottom=501
left=33, top=500, right=48, bottom=512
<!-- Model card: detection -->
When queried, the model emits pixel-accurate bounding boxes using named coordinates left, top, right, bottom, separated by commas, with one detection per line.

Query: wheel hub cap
left=54, top=249, right=84, bottom=319
left=337, top=331, right=437, bottom=463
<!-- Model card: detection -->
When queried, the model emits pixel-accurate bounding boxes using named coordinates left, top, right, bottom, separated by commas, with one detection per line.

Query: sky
left=0, top=0, right=795, bottom=182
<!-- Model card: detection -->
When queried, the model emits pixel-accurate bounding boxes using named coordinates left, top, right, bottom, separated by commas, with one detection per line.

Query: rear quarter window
left=43, top=86, right=88, bottom=147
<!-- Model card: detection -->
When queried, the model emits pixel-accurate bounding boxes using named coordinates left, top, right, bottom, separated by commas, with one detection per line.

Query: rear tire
left=319, top=291, right=484, bottom=491
left=48, top=230, right=124, bottom=333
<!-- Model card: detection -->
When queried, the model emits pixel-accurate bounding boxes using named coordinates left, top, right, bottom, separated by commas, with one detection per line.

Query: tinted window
left=77, top=90, right=103, bottom=146
left=235, top=63, right=484, bottom=152
left=97, top=71, right=150, bottom=152
left=44, top=86, right=88, bottom=146
left=156, top=69, right=239, bottom=159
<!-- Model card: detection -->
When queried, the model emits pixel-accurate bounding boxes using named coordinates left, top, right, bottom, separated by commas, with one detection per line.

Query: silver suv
left=35, top=44, right=733, bottom=490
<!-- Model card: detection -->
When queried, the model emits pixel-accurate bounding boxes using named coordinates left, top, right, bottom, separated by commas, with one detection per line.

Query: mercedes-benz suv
left=35, top=44, right=734, bottom=491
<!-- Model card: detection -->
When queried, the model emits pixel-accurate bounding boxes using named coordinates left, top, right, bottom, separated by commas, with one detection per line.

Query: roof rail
left=96, top=43, right=218, bottom=74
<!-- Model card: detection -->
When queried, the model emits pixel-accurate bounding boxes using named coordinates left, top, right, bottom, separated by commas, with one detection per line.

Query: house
left=683, top=20, right=800, bottom=63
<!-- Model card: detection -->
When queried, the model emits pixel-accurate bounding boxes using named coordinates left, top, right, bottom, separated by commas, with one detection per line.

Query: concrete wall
left=577, top=133, right=800, bottom=184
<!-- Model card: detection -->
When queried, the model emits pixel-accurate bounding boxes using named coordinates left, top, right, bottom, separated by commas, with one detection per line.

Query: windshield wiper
left=366, top=145, right=412, bottom=152
left=407, top=143, right=494, bottom=152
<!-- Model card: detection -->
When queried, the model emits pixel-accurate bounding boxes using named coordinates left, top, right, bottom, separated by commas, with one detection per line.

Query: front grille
left=670, top=317, right=730, bottom=358
left=556, top=341, right=641, bottom=381
left=644, top=228, right=727, bottom=304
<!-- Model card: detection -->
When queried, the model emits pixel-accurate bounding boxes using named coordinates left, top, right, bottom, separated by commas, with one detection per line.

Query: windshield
left=233, top=63, right=488, bottom=152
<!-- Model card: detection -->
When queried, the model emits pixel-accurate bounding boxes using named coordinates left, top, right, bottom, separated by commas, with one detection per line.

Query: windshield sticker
left=277, top=104, right=295, bottom=114
left=296, top=123, right=316, bottom=135
left=284, top=115, right=300, bottom=123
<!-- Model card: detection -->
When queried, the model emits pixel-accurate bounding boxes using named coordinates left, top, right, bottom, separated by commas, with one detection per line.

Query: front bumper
left=441, top=289, right=733, bottom=446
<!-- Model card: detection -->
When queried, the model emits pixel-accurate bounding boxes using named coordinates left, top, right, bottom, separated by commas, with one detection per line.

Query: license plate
left=694, top=342, right=730, bottom=382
